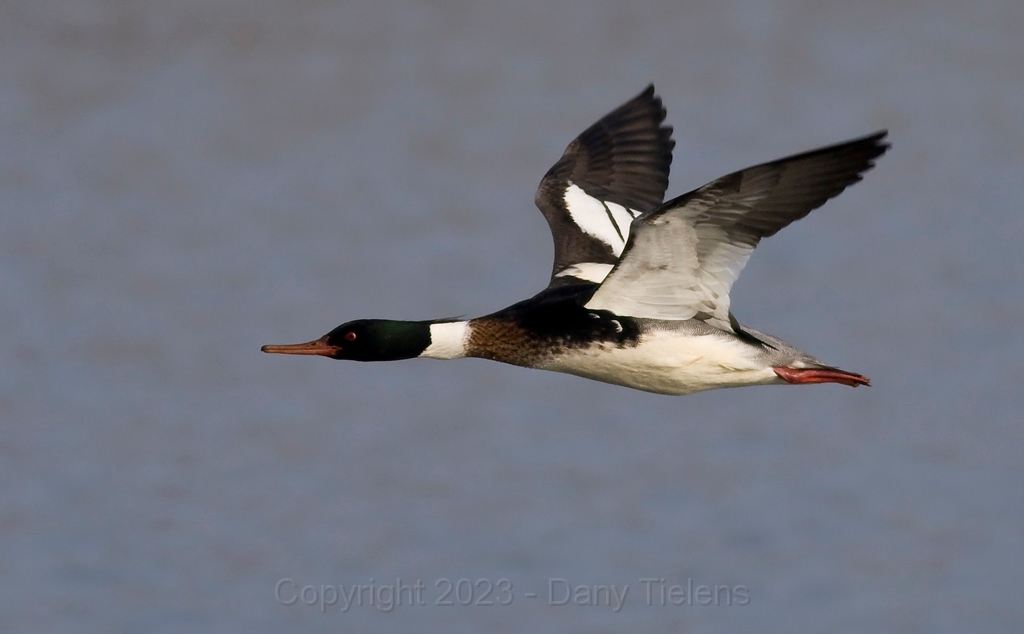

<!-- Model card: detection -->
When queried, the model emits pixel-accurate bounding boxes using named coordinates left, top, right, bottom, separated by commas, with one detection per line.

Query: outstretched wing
left=585, top=131, right=890, bottom=331
left=535, top=85, right=675, bottom=286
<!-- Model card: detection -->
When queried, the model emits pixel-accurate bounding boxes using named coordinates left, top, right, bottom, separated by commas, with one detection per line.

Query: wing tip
left=860, top=128, right=890, bottom=156
left=843, top=129, right=891, bottom=166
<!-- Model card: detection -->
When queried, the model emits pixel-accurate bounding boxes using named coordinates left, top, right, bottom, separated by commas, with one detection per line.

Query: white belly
left=536, top=330, right=781, bottom=395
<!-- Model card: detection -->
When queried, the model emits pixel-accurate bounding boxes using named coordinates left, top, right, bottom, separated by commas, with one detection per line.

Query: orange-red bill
left=261, top=335, right=340, bottom=357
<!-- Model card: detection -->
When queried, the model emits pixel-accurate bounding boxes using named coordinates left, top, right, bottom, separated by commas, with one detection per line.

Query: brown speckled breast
left=466, top=317, right=551, bottom=367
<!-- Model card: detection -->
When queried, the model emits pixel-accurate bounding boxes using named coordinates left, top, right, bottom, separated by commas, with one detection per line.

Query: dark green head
left=262, top=319, right=432, bottom=361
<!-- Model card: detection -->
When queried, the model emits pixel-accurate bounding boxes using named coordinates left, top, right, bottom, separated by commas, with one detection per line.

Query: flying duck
left=263, top=86, right=889, bottom=395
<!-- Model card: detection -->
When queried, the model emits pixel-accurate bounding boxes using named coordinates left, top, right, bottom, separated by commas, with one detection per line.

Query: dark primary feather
left=586, top=131, right=890, bottom=329
left=673, top=130, right=890, bottom=243
left=535, top=85, right=675, bottom=279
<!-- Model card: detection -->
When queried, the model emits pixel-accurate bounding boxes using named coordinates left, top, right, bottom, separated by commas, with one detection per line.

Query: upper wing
left=585, top=131, right=890, bottom=331
left=534, top=85, right=675, bottom=286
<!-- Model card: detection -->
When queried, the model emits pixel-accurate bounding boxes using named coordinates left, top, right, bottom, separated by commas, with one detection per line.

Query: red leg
left=773, top=366, right=870, bottom=387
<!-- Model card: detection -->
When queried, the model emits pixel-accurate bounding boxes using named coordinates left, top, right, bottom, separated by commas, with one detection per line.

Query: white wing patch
left=584, top=207, right=755, bottom=329
left=563, top=182, right=640, bottom=256
left=554, top=262, right=615, bottom=283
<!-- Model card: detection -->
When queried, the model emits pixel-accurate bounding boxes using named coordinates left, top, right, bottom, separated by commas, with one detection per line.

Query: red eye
left=344, top=331, right=357, bottom=342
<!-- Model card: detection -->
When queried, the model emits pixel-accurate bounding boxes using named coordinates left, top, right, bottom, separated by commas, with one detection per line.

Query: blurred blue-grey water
left=3, top=1, right=1023, bottom=632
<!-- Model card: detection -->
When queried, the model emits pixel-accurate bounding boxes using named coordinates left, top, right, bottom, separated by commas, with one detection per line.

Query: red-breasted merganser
left=263, top=86, right=888, bottom=395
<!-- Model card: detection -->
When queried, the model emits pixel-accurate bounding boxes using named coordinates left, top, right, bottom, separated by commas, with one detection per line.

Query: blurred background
left=3, top=1, right=1022, bottom=632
